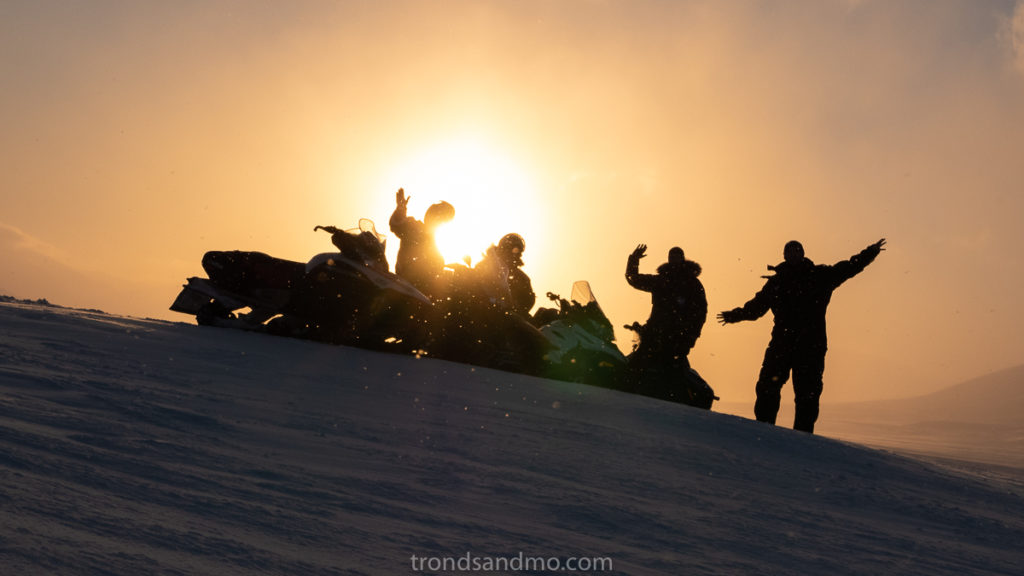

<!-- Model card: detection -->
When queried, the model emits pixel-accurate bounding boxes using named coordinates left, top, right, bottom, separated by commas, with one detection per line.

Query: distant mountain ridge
left=832, top=363, right=1024, bottom=425
left=818, top=364, right=1024, bottom=467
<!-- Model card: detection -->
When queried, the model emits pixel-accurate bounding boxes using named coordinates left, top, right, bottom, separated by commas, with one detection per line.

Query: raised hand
left=717, top=310, right=740, bottom=325
left=395, top=188, right=409, bottom=208
left=631, top=243, right=648, bottom=260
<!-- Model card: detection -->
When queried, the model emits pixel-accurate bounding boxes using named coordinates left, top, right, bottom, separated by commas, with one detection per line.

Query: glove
left=630, top=244, right=647, bottom=261
left=717, top=309, right=743, bottom=324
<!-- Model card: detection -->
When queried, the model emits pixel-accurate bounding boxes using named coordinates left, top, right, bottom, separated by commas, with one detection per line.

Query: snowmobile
left=533, top=281, right=628, bottom=388
left=169, top=220, right=432, bottom=351
left=622, top=321, right=717, bottom=410
left=530, top=282, right=714, bottom=410
left=170, top=220, right=546, bottom=371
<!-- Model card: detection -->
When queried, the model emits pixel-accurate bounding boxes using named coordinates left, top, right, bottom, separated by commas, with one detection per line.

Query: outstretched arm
left=718, top=284, right=773, bottom=325
left=831, top=238, right=886, bottom=286
left=389, top=188, right=412, bottom=234
left=625, top=244, right=656, bottom=291
left=717, top=309, right=738, bottom=324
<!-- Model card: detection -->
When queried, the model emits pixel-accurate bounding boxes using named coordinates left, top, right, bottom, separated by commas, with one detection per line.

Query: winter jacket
left=725, top=243, right=882, bottom=345
left=389, top=205, right=445, bottom=296
left=476, top=246, right=536, bottom=316
left=626, top=255, right=707, bottom=348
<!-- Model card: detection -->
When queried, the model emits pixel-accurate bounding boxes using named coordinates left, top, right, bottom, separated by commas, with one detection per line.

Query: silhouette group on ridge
left=383, top=187, right=885, bottom=433
left=172, top=185, right=885, bottom=432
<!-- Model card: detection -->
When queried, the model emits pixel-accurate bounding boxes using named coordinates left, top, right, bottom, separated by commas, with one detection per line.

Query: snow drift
left=0, top=300, right=1021, bottom=575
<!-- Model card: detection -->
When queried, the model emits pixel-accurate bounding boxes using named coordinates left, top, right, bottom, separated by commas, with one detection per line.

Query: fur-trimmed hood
left=657, top=259, right=702, bottom=277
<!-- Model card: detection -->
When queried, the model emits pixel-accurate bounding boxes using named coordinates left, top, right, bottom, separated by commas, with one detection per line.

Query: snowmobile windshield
left=570, top=281, right=597, bottom=305
left=352, top=218, right=386, bottom=250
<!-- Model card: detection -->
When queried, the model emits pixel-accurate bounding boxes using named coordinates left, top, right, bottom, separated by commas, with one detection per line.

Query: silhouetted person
left=626, top=244, right=707, bottom=368
left=389, top=188, right=454, bottom=299
left=718, top=238, right=886, bottom=433
left=313, top=222, right=389, bottom=274
left=476, top=233, right=535, bottom=316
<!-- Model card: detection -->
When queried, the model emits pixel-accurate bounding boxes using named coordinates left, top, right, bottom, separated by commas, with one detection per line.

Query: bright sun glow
left=382, top=138, right=542, bottom=267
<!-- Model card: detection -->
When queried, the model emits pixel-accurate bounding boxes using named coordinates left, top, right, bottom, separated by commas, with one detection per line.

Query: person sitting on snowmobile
left=428, top=232, right=545, bottom=374
left=313, top=223, right=389, bottom=274
left=626, top=244, right=707, bottom=368
left=389, top=188, right=454, bottom=300
left=475, top=233, right=536, bottom=317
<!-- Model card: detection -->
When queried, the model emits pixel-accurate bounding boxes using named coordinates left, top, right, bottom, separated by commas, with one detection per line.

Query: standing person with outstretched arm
left=718, top=238, right=886, bottom=433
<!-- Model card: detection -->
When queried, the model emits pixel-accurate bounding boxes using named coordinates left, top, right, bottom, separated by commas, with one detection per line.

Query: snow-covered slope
left=1, top=301, right=1021, bottom=575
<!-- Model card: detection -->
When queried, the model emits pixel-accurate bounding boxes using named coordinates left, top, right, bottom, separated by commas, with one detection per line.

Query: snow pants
left=753, top=335, right=827, bottom=433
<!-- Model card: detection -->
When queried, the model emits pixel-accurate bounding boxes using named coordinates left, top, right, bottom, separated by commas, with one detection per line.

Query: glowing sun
left=383, top=138, right=542, bottom=267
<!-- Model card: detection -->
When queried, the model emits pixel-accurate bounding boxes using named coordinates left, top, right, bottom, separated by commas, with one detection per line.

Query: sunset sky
left=3, top=0, right=1023, bottom=408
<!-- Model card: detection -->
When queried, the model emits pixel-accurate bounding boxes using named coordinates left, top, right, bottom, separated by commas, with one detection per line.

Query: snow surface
left=1, top=300, right=1022, bottom=575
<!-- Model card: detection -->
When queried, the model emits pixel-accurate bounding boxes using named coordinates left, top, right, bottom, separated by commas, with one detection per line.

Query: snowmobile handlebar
left=546, top=291, right=573, bottom=311
left=314, top=225, right=342, bottom=234
left=623, top=321, right=643, bottom=333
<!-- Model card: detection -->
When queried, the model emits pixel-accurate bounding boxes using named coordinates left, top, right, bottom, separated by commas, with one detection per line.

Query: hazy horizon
left=4, top=1, right=1024, bottom=405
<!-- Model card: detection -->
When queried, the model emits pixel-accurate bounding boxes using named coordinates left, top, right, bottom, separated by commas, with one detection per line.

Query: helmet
left=424, top=201, right=455, bottom=227
left=498, top=233, right=526, bottom=266
left=498, top=233, right=525, bottom=255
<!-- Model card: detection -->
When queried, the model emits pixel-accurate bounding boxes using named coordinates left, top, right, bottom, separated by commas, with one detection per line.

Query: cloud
left=0, top=223, right=117, bottom=310
left=0, top=222, right=190, bottom=319
left=0, top=223, right=68, bottom=263
left=0, top=223, right=85, bottom=299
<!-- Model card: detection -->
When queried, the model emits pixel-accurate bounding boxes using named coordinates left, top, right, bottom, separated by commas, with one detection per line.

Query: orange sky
left=3, top=0, right=1024, bottom=407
